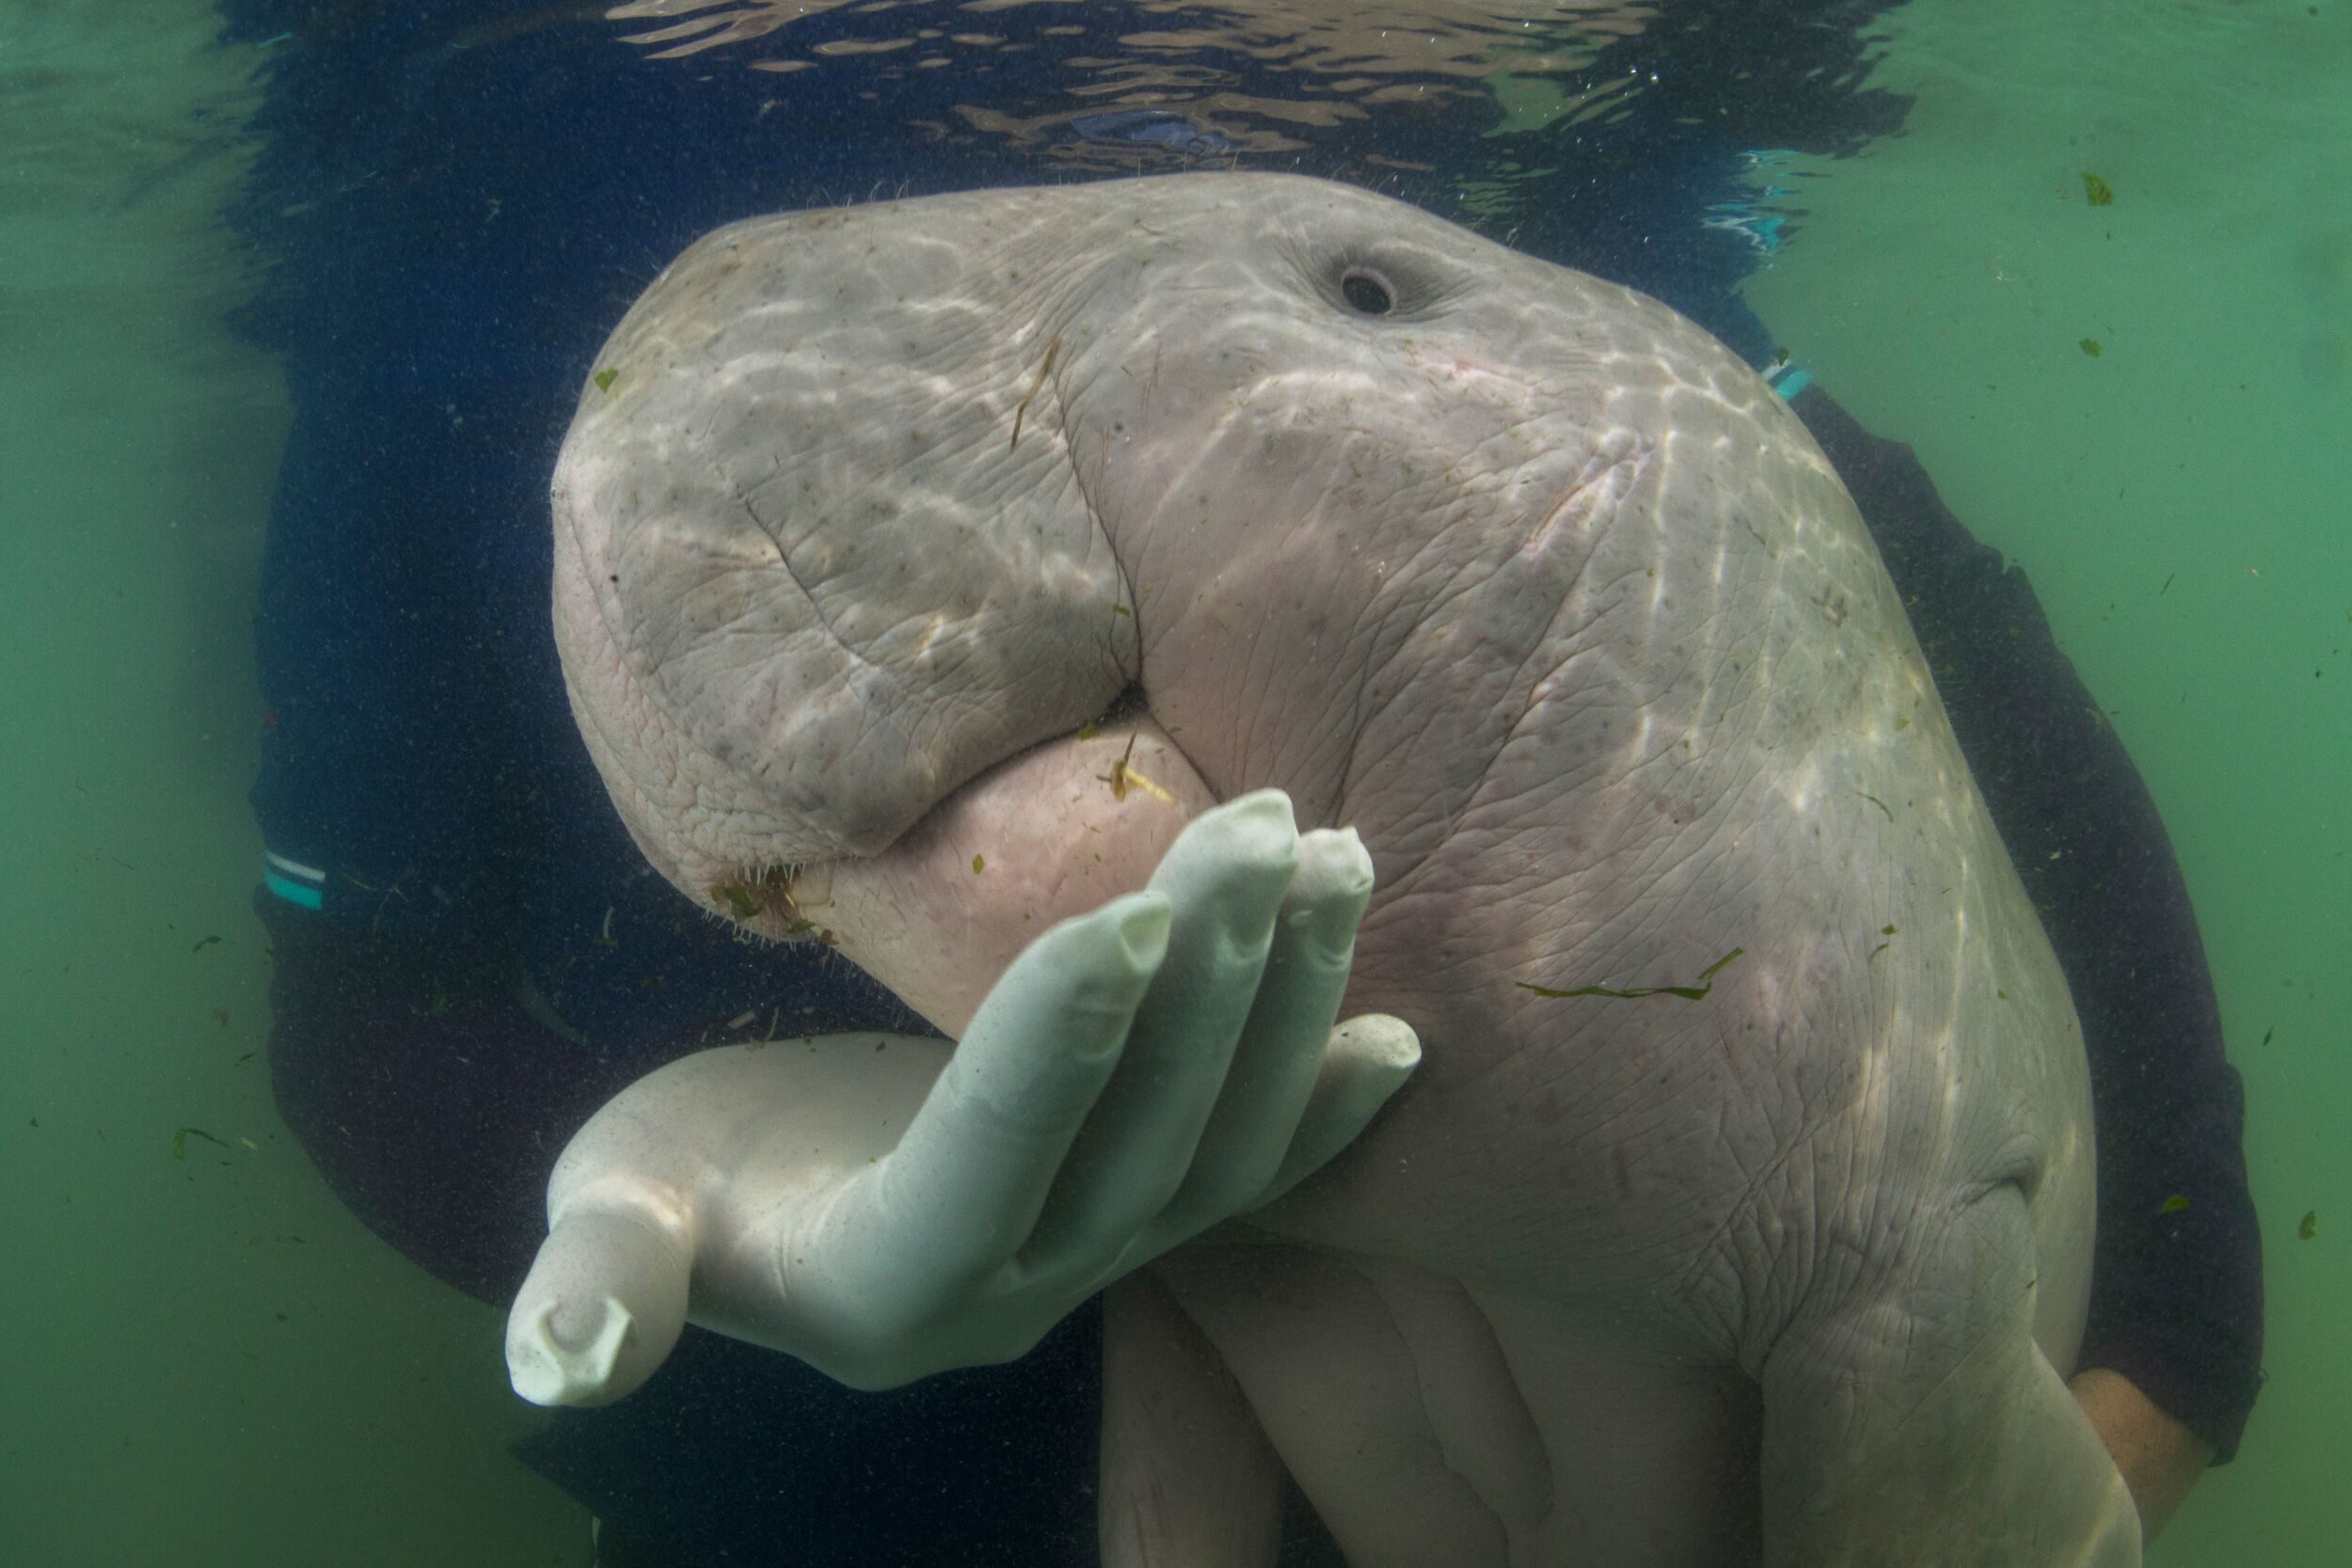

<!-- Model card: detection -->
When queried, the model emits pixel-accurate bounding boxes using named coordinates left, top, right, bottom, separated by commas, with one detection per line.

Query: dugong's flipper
left=1099, top=1272, right=1288, bottom=1566
left=1760, top=1183, right=2140, bottom=1567
left=508, top=794, right=1420, bottom=1403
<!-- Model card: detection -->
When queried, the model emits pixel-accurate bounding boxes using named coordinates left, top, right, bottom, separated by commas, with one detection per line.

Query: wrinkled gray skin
left=550, top=173, right=2138, bottom=1566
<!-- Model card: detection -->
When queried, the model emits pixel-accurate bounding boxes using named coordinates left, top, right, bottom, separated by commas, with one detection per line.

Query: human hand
left=505, top=790, right=1419, bottom=1404
left=2069, top=1366, right=2216, bottom=1544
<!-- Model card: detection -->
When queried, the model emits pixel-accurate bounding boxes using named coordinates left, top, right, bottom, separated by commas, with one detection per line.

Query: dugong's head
left=552, top=173, right=1886, bottom=1035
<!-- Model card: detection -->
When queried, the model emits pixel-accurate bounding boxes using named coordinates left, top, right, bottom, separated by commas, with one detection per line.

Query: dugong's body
left=550, top=174, right=2138, bottom=1564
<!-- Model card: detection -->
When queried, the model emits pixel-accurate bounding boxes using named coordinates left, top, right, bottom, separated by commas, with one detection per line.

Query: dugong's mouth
left=667, top=715, right=1218, bottom=1037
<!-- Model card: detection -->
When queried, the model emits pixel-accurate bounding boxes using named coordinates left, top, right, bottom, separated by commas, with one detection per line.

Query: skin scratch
left=1009, top=333, right=1063, bottom=451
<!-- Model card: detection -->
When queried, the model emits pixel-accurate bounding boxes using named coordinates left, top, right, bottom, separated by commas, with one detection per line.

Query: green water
left=1, top=0, right=2343, bottom=1562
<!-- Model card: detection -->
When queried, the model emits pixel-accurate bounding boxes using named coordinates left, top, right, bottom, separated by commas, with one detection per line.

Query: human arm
left=2070, top=1366, right=2217, bottom=1544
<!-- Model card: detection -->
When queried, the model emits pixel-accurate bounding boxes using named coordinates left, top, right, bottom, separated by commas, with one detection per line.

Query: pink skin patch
left=815, top=717, right=1214, bottom=1037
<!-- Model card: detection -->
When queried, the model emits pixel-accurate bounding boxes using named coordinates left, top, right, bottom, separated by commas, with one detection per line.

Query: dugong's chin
left=690, top=716, right=1217, bottom=1038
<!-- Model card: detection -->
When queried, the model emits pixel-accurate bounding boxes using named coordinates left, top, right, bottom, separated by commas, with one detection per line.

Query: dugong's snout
left=550, top=440, right=1220, bottom=1034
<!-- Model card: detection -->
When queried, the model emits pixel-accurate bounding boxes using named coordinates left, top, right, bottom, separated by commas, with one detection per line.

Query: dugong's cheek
left=816, top=719, right=1215, bottom=1037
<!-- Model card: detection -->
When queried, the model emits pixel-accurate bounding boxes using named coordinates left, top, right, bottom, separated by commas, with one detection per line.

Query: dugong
left=538, top=173, right=2140, bottom=1565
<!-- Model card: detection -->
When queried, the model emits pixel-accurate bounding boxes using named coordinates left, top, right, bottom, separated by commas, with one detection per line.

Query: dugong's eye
left=1339, top=266, right=1395, bottom=317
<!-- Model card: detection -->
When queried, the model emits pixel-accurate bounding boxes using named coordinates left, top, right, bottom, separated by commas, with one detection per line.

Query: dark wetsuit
left=224, top=3, right=2260, bottom=1561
